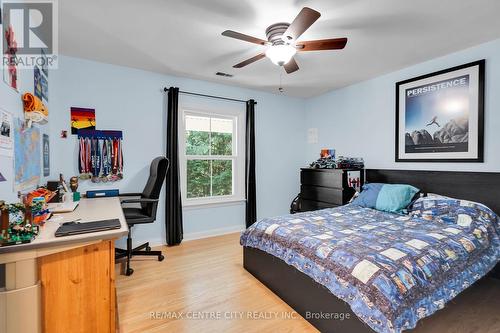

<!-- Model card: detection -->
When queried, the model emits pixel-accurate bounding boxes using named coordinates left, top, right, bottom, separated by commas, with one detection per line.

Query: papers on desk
left=47, top=201, right=79, bottom=213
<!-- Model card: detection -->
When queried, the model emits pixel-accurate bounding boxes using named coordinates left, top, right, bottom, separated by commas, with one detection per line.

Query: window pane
left=210, top=118, right=232, bottom=155
left=186, top=115, right=210, bottom=155
left=212, top=160, right=232, bottom=196
left=187, top=160, right=210, bottom=198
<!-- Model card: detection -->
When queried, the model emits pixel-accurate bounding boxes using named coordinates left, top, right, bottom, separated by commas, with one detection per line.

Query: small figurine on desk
left=70, top=176, right=81, bottom=201
left=70, top=176, right=79, bottom=192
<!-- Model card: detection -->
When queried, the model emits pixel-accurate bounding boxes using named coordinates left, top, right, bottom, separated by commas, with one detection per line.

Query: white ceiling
left=59, top=0, right=500, bottom=98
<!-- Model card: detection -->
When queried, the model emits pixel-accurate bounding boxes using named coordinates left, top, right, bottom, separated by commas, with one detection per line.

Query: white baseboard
left=182, top=225, right=245, bottom=242
left=127, top=225, right=245, bottom=248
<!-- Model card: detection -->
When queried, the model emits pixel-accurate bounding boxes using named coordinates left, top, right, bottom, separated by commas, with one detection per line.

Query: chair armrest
left=120, top=198, right=159, bottom=204
left=119, top=192, right=143, bottom=197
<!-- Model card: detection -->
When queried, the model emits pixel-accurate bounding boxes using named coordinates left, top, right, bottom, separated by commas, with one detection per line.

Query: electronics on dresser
left=86, top=189, right=120, bottom=198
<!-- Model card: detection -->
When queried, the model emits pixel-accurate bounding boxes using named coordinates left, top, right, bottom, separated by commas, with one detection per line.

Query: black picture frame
left=395, top=60, right=485, bottom=163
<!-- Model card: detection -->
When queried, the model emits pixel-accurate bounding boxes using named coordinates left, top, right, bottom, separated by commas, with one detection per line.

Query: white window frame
left=179, top=108, right=246, bottom=207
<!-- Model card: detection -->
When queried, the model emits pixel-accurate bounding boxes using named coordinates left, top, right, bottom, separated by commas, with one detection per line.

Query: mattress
left=240, top=204, right=500, bottom=333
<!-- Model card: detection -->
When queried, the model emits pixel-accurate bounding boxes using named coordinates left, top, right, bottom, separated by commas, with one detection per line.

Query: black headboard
left=366, top=169, right=500, bottom=215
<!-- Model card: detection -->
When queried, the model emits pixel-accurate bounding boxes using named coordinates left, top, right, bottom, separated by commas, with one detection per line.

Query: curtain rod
left=163, top=87, right=256, bottom=105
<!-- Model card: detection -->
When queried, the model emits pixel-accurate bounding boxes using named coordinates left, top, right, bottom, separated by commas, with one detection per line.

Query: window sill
left=182, top=198, right=246, bottom=210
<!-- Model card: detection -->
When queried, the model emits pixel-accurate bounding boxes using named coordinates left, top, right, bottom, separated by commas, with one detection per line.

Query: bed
left=241, top=169, right=500, bottom=333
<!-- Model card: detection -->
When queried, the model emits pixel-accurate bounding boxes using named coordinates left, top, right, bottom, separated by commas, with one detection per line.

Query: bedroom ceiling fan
left=221, top=7, right=348, bottom=74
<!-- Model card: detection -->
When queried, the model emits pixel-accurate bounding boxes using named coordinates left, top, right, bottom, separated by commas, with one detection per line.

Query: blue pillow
left=351, top=183, right=419, bottom=213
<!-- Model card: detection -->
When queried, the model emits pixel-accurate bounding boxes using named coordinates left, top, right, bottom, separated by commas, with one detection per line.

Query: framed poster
left=395, top=60, right=484, bottom=162
left=70, top=107, right=95, bottom=134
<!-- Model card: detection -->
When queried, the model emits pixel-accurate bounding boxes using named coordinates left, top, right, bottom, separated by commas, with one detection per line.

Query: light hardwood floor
left=116, top=233, right=500, bottom=333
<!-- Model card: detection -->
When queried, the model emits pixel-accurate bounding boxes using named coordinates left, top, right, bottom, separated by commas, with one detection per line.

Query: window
left=180, top=108, right=245, bottom=206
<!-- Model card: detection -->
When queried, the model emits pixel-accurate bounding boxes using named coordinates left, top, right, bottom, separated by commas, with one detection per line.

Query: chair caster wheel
left=126, top=268, right=134, bottom=276
left=146, top=246, right=152, bottom=252
left=158, top=255, right=165, bottom=262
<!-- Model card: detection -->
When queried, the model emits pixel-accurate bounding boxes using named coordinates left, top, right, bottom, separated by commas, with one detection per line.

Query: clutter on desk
left=0, top=198, right=42, bottom=247
left=309, top=150, right=364, bottom=169
left=46, top=173, right=74, bottom=203
left=22, top=92, right=48, bottom=127
left=86, top=189, right=119, bottom=198
left=78, top=130, right=123, bottom=183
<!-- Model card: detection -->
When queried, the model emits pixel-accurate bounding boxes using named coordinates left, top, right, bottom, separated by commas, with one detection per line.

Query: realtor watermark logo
left=2, top=0, right=58, bottom=69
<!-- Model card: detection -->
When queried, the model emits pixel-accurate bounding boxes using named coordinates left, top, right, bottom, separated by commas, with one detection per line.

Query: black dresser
left=297, top=168, right=364, bottom=212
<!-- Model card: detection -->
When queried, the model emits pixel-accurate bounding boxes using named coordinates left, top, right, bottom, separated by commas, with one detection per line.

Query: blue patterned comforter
left=240, top=202, right=500, bottom=333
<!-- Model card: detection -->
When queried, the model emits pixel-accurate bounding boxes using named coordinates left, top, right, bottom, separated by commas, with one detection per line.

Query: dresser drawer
left=301, top=199, right=339, bottom=212
left=301, top=169, right=344, bottom=188
left=300, top=185, right=344, bottom=205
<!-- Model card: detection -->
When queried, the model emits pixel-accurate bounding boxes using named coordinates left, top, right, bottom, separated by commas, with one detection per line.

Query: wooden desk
left=0, top=197, right=128, bottom=333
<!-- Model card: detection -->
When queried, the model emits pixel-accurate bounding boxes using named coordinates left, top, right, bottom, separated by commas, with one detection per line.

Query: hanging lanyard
left=86, top=137, right=91, bottom=175
left=79, top=137, right=85, bottom=174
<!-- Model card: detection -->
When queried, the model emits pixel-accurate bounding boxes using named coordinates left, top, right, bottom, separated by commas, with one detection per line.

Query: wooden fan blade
left=233, top=53, right=266, bottom=68
left=284, top=58, right=299, bottom=74
left=283, top=7, right=321, bottom=41
left=297, top=38, right=348, bottom=51
left=222, top=30, right=268, bottom=45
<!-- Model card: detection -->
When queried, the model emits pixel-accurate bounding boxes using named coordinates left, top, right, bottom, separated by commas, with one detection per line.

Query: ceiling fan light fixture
left=265, top=44, right=297, bottom=66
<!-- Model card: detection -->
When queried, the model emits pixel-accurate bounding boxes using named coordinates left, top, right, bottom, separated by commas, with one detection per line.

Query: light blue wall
left=5, top=37, right=500, bottom=247
left=305, top=38, right=500, bottom=172
left=0, top=65, right=50, bottom=203
left=50, top=56, right=307, bottom=246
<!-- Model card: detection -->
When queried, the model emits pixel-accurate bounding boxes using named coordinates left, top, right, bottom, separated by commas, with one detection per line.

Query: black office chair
left=115, top=156, right=169, bottom=276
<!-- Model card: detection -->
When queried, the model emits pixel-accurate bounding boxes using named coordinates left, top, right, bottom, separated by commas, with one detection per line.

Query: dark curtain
left=165, top=87, right=183, bottom=245
left=245, top=99, right=257, bottom=228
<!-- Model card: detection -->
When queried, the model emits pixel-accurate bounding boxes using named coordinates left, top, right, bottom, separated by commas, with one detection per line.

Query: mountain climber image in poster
left=405, top=75, right=470, bottom=153
left=396, top=61, right=484, bottom=162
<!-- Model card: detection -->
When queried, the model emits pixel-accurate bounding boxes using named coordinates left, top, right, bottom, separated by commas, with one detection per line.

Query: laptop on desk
left=55, top=219, right=121, bottom=237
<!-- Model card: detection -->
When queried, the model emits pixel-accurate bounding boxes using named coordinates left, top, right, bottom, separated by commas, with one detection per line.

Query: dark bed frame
left=243, top=169, right=500, bottom=333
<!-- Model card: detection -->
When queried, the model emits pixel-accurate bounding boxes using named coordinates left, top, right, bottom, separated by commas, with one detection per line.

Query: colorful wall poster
left=3, top=24, right=18, bottom=91
left=41, top=49, right=49, bottom=76
left=14, top=119, right=41, bottom=191
left=0, top=108, right=13, bottom=156
left=396, top=61, right=484, bottom=162
left=43, top=133, right=50, bottom=176
left=34, top=66, right=43, bottom=100
left=71, top=107, right=95, bottom=134
left=41, top=73, right=48, bottom=102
